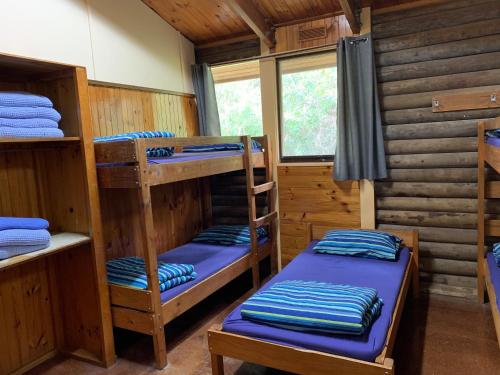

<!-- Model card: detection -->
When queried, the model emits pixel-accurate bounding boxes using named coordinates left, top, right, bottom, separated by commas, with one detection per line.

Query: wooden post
left=211, top=353, right=224, bottom=375
left=477, top=121, right=486, bottom=303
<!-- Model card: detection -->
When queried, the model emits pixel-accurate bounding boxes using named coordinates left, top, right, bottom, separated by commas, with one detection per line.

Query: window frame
left=277, top=51, right=337, bottom=163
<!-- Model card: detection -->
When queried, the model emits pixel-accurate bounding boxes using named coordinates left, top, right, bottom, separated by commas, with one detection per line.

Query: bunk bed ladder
left=243, top=136, right=278, bottom=290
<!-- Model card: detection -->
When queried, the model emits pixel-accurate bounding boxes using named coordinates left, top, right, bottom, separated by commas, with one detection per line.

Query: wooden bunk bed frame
left=208, top=227, right=420, bottom=375
left=477, top=117, right=500, bottom=347
left=94, top=135, right=278, bottom=369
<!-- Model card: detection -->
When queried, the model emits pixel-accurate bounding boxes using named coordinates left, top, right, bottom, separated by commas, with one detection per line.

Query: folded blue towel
left=0, top=229, right=51, bottom=247
left=0, top=92, right=53, bottom=108
left=0, top=127, right=64, bottom=138
left=0, top=106, right=61, bottom=122
left=0, top=243, right=51, bottom=260
left=0, top=118, right=59, bottom=128
left=106, top=256, right=197, bottom=292
left=183, top=140, right=262, bottom=153
left=241, top=281, right=383, bottom=335
left=0, top=217, right=49, bottom=231
left=94, top=131, right=176, bottom=158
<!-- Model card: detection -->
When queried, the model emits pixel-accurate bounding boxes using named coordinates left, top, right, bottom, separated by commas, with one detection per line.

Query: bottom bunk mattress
left=158, top=239, right=266, bottom=303
left=486, top=137, right=500, bottom=148
left=222, top=242, right=411, bottom=362
left=487, top=252, right=500, bottom=312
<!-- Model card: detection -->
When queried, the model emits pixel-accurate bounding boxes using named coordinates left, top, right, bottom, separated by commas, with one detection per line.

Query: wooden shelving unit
left=0, top=53, right=115, bottom=374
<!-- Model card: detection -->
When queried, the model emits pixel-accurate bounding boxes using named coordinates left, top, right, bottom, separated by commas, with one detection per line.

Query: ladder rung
left=252, top=181, right=275, bottom=195
left=253, top=211, right=278, bottom=228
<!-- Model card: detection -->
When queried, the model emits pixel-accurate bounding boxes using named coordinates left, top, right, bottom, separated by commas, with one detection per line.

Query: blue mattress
left=148, top=150, right=260, bottom=165
left=487, top=252, right=500, bottom=313
left=486, top=137, right=500, bottom=147
left=223, top=242, right=411, bottom=362
left=158, top=239, right=266, bottom=303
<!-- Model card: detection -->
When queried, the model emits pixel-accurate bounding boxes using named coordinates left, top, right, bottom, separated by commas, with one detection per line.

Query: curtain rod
left=209, top=44, right=338, bottom=67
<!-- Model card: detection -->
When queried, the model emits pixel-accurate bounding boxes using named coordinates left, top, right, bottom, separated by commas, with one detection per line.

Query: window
left=278, top=52, right=337, bottom=161
left=211, top=60, right=263, bottom=137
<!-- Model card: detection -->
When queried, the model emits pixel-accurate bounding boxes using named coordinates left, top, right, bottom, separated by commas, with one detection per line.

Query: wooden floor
left=29, top=272, right=500, bottom=375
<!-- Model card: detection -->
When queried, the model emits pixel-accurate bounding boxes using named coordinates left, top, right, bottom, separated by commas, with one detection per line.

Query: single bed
left=208, top=228, right=419, bottom=375
left=485, top=253, right=500, bottom=348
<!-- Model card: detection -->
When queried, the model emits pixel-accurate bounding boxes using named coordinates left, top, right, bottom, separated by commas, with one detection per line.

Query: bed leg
left=211, top=353, right=224, bottom=375
left=152, top=326, right=168, bottom=370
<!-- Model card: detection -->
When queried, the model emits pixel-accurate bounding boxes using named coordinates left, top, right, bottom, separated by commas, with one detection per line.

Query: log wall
left=373, top=0, right=500, bottom=298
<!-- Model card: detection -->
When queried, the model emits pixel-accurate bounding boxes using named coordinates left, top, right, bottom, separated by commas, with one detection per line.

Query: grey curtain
left=334, top=33, right=387, bottom=180
left=191, top=63, right=221, bottom=136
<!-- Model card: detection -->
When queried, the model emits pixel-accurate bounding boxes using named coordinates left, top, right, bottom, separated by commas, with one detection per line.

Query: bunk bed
left=208, top=227, right=419, bottom=375
left=477, top=118, right=500, bottom=348
left=94, top=135, right=278, bottom=369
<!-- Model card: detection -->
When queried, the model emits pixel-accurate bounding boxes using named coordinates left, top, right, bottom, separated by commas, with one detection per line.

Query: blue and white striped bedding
left=0, top=92, right=53, bottom=107
left=94, top=131, right=176, bottom=158
left=0, top=106, right=61, bottom=122
left=313, top=230, right=402, bottom=261
left=240, top=280, right=383, bottom=335
left=0, top=229, right=51, bottom=247
left=0, top=127, right=64, bottom=138
left=0, top=118, right=59, bottom=128
left=493, top=243, right=500, bottom=266
left=192, top=225, right=268, bottom=246
left=106, top=256, right=197, bottom=292
left=182, top=140, right=262, bottom=153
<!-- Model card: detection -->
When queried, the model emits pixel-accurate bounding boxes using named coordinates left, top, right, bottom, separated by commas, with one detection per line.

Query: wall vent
left=299, top=26, right=327, bottom=41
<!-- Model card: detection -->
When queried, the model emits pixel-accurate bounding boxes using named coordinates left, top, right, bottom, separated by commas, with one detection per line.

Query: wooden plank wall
left=373, top=0, right=500, bottom=299
left=88, top=83, right=203, bottom=260
left=278, top=166, right=361, bottom=266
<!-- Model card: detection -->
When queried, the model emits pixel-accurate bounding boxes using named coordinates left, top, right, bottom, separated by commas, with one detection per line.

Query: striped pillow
left=182, top=140, right=262, bottom=153
left=94, top=131, right=176, bottom=158
left=493, top=243, right=500, bottom=266
left=313, top=230, right=402, bottom=261
left=241, top=280, right=383, bottom=335
left=192, top=225, right=267, bottom=245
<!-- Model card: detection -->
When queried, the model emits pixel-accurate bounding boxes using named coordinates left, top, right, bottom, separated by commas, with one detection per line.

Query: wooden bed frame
left=95, top=135, right=278, bottom=369
left=477, top=117, right=500, bottom=347
left=208, top=227, right=420, bottom=375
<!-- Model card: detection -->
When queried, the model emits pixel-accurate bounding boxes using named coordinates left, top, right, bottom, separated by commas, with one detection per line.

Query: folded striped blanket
left=241, top=281, right=383, bottom=335
left=106, top=257, right=196, bottom=292
left=0, top=243, right=51, bottom=260
left=192, top=225, right=268, bottom=245
left=94, top=131, right=176, bottom=158
left=313, top=230, right=402, bottom=261
left=493, top=243, right=500, bottom=266
left=0, top=92, right=53, bottom=108
left=0, top=106, right=61, bottom=122
left=182, top=140, right=262, bottom=153
left=0, top=229, right=51, bottom=247
left=0, top=217, right=49, bottom=231
left=0, top=118, right=59, bottom=128
left=0, top=127, right=64, bottom=138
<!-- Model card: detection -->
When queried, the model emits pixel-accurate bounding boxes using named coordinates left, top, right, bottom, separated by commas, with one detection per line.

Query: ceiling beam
left=224, top=0, right=275, bottom=48
left=338, top=0, right=361, bottom=34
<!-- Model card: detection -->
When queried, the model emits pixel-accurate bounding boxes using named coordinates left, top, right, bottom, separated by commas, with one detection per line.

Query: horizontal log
left=380, top=68, right=500, bottom=96
left=383, top=120, right=478, bottom=140
left=385, top=168, right=477, bottom=182
left=212, top=195, right=267, bottom=206
left=419, top=242, right=478, bottom=261
left=384, top=137, right=476, bottom=155
left=212, top=206, right=266, bottom=218
left=378, top=51, right=500, bottom=83
left=377, top=210, right=477, bottom=229
left=420, top=272, right=477, bottom=288
left=377, top=34, right=500, bottom=67
left=375, top=182, right=477, bottom=198
left=372, top=0, right=492, bottom=25
left=386, top=152, right=477, bottom=169
left=213, top=217, right=248, bottom=225
left=383, top=107, right=500, bottom=125
left=381, top=85, right=500, bottom=111
left=420, top=257, right=477, bottom=276
left=421, top=282, right=476, bottom=299
left=377, top=197, right=477, bottom=212
left=374, top=18, right=500, bottom=53
left=378, top=224, right=477, bottom=244
left=372, top=1, right=500, bottom=39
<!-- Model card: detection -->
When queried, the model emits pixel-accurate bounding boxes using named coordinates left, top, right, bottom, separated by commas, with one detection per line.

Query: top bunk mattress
left=148, top=149, right=260, bottom=165
left=157, top=238, right=266, bottom=304
left=222, top=241, right=411, bottom=362
left=486, top=252, right=500, bottom=313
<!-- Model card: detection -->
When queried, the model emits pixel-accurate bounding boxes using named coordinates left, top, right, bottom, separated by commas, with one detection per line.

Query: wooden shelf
left=0, top=136, right=81, bottom=150
left=0, top=232, right=91, bottom=270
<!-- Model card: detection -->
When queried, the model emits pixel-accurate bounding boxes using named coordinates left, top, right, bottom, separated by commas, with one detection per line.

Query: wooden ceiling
left=143, top=0, right=426, bottom=45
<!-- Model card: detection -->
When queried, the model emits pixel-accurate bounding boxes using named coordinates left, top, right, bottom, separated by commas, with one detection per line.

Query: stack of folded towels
left=240, top=280, right=383, bottom=335
left=0, top=217, right=51, bottom=260
left=107, top=256, right=197, bottom=291
left=0, top=92, right=63, bottom=138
